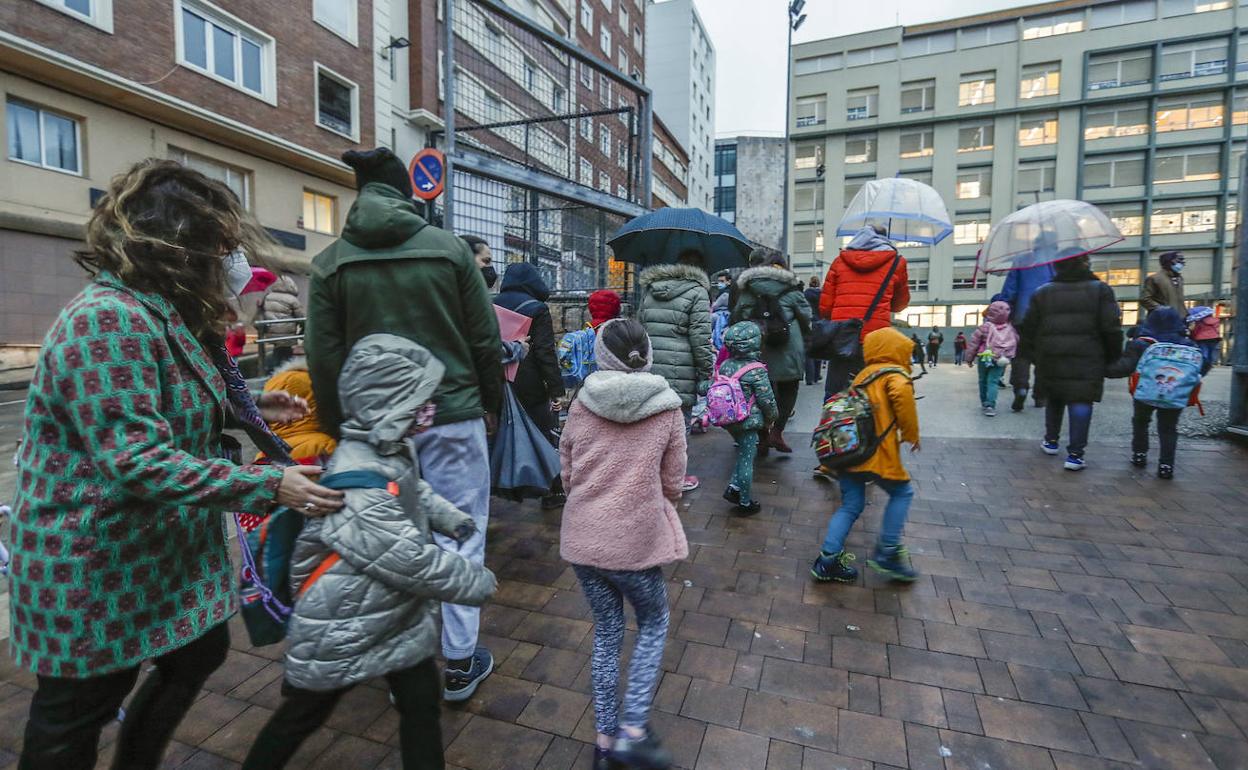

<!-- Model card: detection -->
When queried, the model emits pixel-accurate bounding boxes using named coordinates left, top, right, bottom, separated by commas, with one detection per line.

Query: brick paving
left=2, top=432, right=1248, bottom=769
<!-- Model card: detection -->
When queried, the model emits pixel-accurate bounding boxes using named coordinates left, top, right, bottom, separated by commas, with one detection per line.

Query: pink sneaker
left=681, top=475, right=700, bottom=493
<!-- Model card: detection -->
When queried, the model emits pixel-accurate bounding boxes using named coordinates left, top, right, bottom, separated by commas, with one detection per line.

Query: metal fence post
left=442, top=0, right=456, bottom=231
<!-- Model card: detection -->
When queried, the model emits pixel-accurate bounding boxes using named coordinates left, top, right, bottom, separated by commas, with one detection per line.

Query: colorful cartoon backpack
left=705, top=361, right=766, bottom=427
left=1130, top=340, right=1204, bottom=411
left=557, top=326, right=597, bottom=388
left=811, top=367, right=907, bottom=470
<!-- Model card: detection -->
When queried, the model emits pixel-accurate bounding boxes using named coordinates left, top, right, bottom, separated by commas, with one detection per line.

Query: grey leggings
left=573, top=564, right=670, bottom=737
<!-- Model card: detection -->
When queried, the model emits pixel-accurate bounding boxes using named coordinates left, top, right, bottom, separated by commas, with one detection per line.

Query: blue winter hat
left=1139, top=307, right=1187, bottom=345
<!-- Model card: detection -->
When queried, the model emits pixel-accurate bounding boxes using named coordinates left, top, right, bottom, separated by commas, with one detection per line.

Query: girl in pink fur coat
left=559, top=318, right=688, bottom=770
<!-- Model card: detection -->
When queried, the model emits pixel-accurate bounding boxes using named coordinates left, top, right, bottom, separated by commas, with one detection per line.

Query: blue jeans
left=977, top=359, right=1005, bottom=407
left=954, top=349, right=965, bottom=366
left=1197, top=340, right=1219, bottom=370
left=820, top=474, right=915, bottom=554
left=1044, top=399, right=1093, bottom=457
left=410, top=419, right=490, bottom=660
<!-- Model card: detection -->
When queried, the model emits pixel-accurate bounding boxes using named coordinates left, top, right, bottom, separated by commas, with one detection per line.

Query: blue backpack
left=711, top=308, right=731, bottom=351
left=1132, top=340, right=1203, bottom=410
left=558, top=326, right=598, bottom=388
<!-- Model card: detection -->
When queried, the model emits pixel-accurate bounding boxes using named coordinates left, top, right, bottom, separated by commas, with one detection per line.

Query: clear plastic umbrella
left=977, top=200, right=1123, bottom=274
left=837, top=178, right=953, bottom=245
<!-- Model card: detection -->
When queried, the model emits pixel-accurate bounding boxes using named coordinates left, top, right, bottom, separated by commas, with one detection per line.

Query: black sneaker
left=722, top=485, right=741, bottom=505
left=734, top=500, right=761, bottom=516
left=1011, top=392, right=1026, bottom=412
left=810, top=550, right=857, bottom=583
left=867, top=544, right=919, bottom=582
left=1131, top=452, right=1147, bottom=468
left=541, top=492, right=566, bottom=510
left=611, top=731, right=672, bottom=770
left=1158, top=464, right=1174, bottom=480
left=593, top=746, right=618, bottom=770
left=443, top=648, right=493, bottom=702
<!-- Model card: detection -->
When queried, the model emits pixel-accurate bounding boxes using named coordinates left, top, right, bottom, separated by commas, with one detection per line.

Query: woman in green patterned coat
left=9, top=160, right=344, bottom=770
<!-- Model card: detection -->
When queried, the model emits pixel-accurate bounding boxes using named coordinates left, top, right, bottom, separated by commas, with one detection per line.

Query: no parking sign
left=409, top=148, right=446, bottom=201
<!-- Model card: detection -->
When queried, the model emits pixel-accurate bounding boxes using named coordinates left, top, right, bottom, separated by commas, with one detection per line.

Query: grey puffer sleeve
left=688, top=287, right=715, bottom=388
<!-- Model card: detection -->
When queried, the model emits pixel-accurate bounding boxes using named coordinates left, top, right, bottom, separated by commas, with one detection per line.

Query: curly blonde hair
left=75, top=158, right=275, bottom=341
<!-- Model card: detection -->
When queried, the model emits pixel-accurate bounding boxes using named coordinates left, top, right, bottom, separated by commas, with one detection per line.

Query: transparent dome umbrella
left=977, top=200, right=1123, bottom=274
left=836, top=178, right=954, bottom=246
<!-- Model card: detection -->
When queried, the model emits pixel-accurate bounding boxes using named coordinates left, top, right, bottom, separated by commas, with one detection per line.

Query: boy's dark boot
left=769, top=427, right=793, bottom=453
left=868, top=544, right=919, bottom=582
left=810, top=551, right=858, bottom=583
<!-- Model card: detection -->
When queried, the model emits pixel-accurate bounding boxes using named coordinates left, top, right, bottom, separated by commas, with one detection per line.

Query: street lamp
left=780, top=0, right=807, bottom=257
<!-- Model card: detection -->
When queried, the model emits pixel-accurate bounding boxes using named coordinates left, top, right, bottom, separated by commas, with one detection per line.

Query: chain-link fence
left=439, top=0, right=651, bottom=320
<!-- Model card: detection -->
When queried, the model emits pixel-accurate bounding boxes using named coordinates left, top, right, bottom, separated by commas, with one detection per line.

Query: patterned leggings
left=729, top=430, right=760, bottom=504
left=573, top=564, right=670, bottom=737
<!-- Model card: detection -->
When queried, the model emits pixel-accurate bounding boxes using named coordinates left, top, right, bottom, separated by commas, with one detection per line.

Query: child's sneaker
left=1063, top=454, right=1086, bottom=471
left=612, top=730, right=673, bottom=769
left=867, top=544, right=919, bottom=582
left=1130, top=452, right=1147, bottom=468
left=810, top=550, right=857, bottom=583
left=1158, top=464, right=1174, bottom=480
left=812, top=465, right=838, bottom=483
left=983, top=405, right=996, bottom=417
left=734, top=500, right=761, bottom=516
left=723, top=485, right=741, bottom=505
left=681, top=475, right=700, bottom=493
left=592, top=746, right=616, bottom=770
left=1041, top=440, right=1060, bottom=455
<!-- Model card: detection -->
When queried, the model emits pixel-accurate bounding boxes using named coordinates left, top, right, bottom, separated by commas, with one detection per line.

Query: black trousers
left=824, top=351, right=865, bottom=399
left=1010, top=354, right=1046, bottom=400
left=242, top=658, right=444, bottom=770
left=926, top=344, right=940, bottom=365
left=804, top=356, right=822, bottom=384
left=21, top=622, right=230, bottom=770
left=1132, top=402, right=1181, bottom=466
left=773, top=379, right=800, bottom=433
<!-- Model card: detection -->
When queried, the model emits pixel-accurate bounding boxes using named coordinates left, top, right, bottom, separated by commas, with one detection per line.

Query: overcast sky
left=696, top=0, right=1027, bottom=137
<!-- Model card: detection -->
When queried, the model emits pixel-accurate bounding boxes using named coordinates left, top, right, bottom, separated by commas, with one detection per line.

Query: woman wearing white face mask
left=10, top=160, right=345, bottom=770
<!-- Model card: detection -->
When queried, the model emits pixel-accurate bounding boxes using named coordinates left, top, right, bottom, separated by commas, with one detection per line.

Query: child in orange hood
left=257, top=359, right=337, bottom=465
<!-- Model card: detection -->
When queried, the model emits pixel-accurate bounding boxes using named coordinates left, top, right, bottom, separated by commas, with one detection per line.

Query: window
left=6, top=98, right=82, bottom=175
left=899, top=127, right=934, bottom=158
left=579, top=110, right=592, bottom=140
left=170, top=147, right=250, bottom=207
left=961, top=21, right=1017, bottom=48
left=617, top=140, right=628, bottom=168
left=906, top=269, right=930, bottom=294
left=1151, top=198, right=1220, bottom=233
left=315, top=64, right=358, bottom=139
left=1154, top=146, right=1221, bottom=184
left=619, top=5, right=629, bottom=31
left=954, top=215, right=990, bottom=245
left=313, top=0, right=356, bottom=42
left=33, top=0, right=113, bottom=31
left=1091, top=254, right=1143, bottom=287
left=959, top=72, right=996, bottom=106
left=846, top=44, right=896, bottom=67
left=618, top=49, right=629, bottom=73
left=579, top=158, right=593, bottom=186
left=1163, top=0, right=1232, bottom=15
left=900, top=169, right=932, bottom=185
left=599, top=124, right=611, bottom=155
left=1160, top=40, right=1228, bottom=81
left=600, top=75, right=612, bottom=105
left=1235, top=93, right=1248, bottom=125
left=1019, top=114, right=1058, bottom=146
left=901, top=80, right=935, bottom=114
left=714, top=185, right=736, bottom=215
left=580, top=61, right=593, bottom=90
left=902, top=32, right=954, bottom=58
left=1022, top=11, right=1084, bottom=39
left=796, top=95, right=827, bottom=127
left=552, top=85, right=566, bottom=114
left=1084, top=152, right=1145, bottom=188
left=845, top=133, right=877, bottom=164
left=1091, top=0, right=1156, bottom=27
left=598, top=171, right=610, bottom=193
left=792, top=225, right=825, bottom=258
left=302, top=190, right=336, bottom=234
left=846, top=88, right=878, bottom=121
left=794, top=183, right=824, bottom=212
left=522, top=59, right=536, bottom=92
left=795, top=53, right=843, bottom=76
left=1084, top=103, right=1149, bottom=139
left=958, top=122, right=994, bottom=153
left=1020, top=62, right=1060, bottom=99
left=1155, top=95, right=1224, bottom=132
left=715, top=145, right=737, bottom=177
left=599, top=25, right=611, bottom=54
left=844, top=176, right=870, bottom=202
left=1087, top=50, right=1151, bottom=90
left=1017, top=160, right=1057, bottom=194
left=634, top=26, right=643, bottom=53
left=1119, top=300, right=1140, bottom=326
left=1099, top=202, right=1145, bottom=235
left=177, top=0, right=273, bottom=99
left=580, top=1, right=592, bottom=30
left=956, top=168, right=992, bottom=199
left=795, top=141, right=824, bottom=170
left=1227, top=199, right=1238, bottom=231
left=953, top=261, right=987, bottom=289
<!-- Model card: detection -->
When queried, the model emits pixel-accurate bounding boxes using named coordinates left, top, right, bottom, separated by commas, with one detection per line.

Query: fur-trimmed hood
left=638, top=263, right=711, bottom=296
left=576, top=370, right=681, bottom=423
left=270, top=356, right=309, bottom=376
left=736, top=265, right=803, bottom=291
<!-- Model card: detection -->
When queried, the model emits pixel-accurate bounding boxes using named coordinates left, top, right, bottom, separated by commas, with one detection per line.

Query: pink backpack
left=705, top=362, right=766, bottom=427
left=983, top=323, right=1017, bottom=358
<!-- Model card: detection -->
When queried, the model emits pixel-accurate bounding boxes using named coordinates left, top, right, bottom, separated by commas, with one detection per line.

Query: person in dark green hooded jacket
left=717, top=322, right=778, bottom=515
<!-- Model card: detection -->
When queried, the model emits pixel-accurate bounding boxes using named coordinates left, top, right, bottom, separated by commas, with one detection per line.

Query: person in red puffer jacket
left=818, top=226, right=911, bottom=396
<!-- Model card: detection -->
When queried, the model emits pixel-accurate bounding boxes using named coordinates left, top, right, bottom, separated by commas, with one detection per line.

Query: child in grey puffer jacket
left=243, top=333, right=496, bottom=770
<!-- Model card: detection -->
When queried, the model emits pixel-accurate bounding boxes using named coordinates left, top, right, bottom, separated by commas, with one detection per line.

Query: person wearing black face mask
left=463, top=235, right=498, bottom=289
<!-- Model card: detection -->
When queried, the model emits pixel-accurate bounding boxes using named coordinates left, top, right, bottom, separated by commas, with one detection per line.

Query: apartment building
left=1, top=0, right=378, bottom=351
left=714, top=135, right=786, bottom=250
left=787, top=0, right=1244, bottom=329
left=653, top=113, right=690, bottom=207
left=646, top=0, right=715, bottom=210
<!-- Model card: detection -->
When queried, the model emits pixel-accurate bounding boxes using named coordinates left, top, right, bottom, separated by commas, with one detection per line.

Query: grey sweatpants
left=573, top=564, right=670, bottom=736
left=410, top=418, right=491, bottom=660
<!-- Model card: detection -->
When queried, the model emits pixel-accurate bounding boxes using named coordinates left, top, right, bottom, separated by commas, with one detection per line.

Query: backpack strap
left=721, top=361, right=766, bottom=381
left=512, top=298, right=543, bottom=316
left=854, top=366, right=909, bottom=388
left=861, top=255, right=902, bottom=324
left=293, top=470, right=395, bottom=600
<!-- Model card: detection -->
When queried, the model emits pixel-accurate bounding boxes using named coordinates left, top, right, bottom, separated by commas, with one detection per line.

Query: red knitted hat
left=587, top=290, right=622, bottom=327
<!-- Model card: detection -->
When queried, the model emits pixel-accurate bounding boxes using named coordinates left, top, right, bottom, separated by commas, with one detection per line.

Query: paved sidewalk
left=2, top=426, right=1248, bottom=768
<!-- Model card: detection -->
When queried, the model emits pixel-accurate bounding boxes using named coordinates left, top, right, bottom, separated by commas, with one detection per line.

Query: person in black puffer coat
left=1018, top=255, right=1123, bottom=471
left=494, top=263, right=566, bottom=506
left=803, top=275, right=823, bottom=385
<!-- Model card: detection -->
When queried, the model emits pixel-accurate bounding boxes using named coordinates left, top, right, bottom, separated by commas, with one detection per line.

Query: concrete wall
left=733, top=136, right=785, bottom=251
left=646, top=0, right=714, bottom=210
